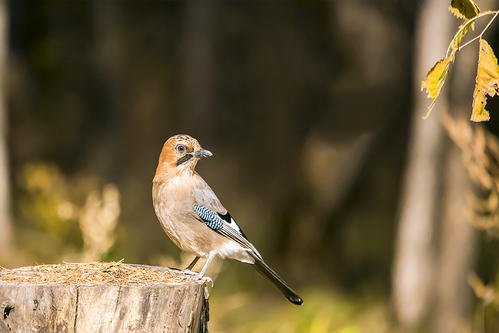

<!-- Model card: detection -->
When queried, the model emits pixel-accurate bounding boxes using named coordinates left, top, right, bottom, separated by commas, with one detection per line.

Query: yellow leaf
left=471, top=39, right=499, bottom=122
left=421, top=56, right=455, bottom=119
left=472, top=93, right=490, bottom=121
left=421, top=56, right=453, bottom=117
left=449, top=0, right=480, bottom=21
left=421, top=57, right=452, bottom=99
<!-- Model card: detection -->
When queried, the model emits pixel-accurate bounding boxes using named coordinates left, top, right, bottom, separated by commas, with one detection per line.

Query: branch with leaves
left=422, top=0, right=499, bottom=122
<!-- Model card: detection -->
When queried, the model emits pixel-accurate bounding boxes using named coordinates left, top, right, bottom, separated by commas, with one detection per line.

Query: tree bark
left=180, top=0, right=215, bottom=135
left=392, top=0, right=452, bottom=329
left=431, top=35, right=478, bottom=333
left=0, top=263, right=208, bottom=333
left=431, top=144, right=474, bottom=333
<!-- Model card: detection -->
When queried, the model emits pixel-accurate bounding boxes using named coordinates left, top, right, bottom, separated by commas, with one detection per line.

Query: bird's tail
left=248, top=252, right=303, bottom=305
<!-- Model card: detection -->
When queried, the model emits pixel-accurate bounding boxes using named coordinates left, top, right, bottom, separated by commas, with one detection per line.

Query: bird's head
left=154, top=134, right=212, bottom=180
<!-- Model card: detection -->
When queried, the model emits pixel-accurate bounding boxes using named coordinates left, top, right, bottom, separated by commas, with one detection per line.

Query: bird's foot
left=195, top=273, right=214, bottom=287
left=182, top=269, right=198, bottom=276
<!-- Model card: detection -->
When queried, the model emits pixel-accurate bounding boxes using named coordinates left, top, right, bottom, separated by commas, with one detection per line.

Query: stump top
left=0, top=262, right=196, bottom=286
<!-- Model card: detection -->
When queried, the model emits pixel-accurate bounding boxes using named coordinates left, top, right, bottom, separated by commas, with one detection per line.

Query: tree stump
left=0, top=262, right=209, bottom=333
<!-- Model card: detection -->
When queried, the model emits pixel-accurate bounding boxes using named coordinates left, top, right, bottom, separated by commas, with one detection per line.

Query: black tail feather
left=249, top=253, right=303, bottom=305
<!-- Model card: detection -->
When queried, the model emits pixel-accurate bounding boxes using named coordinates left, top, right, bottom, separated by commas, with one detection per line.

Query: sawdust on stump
left=0, top=262, right=195, bottom=285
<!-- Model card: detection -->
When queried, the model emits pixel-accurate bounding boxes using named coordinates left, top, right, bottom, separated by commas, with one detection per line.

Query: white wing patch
left=228, top=217, right=242, bottom=233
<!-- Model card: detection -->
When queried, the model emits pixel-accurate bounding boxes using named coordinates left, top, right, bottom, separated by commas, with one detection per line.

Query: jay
left=152, top=134, right=303, bottom=305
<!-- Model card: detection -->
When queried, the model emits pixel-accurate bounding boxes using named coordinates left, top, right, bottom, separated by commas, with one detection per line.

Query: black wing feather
left=217, top=211, right=249, bottom=240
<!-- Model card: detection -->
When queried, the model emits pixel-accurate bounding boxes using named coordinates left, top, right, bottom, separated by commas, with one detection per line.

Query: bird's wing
left=193, top=204, right=261, bottom=258
left=192, top=183, right=227, bottom=214
left=191, top=176, right=260, bottom=257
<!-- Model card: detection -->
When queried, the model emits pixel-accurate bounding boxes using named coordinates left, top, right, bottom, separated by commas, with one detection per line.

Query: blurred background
left=0, top=0, right=497, bottom=332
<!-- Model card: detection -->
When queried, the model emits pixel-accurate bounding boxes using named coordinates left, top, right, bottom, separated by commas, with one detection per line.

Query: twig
left=446, top=10, right=499, bottom=57
left=459, top=11, right=499, bottom=51
left=101, top=258, right=125, bottom=272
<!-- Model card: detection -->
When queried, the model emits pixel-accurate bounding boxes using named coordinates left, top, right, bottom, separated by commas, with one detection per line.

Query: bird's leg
left=197, top=253, right=215, bottom=277
left=195, top=253, right=215, bottom=286
left=185, top=256, right=200, bottom=271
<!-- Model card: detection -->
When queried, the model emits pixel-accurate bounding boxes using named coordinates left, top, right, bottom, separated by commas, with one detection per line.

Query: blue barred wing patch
left=194, top=205, right=224, bottom=230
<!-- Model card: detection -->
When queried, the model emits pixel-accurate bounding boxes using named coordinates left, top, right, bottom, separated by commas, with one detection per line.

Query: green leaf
left=471, top=39, right=499, bottom=122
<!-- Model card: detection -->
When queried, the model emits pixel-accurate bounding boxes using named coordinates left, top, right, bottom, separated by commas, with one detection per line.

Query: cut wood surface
left=0, top=262, right=209, bottom=333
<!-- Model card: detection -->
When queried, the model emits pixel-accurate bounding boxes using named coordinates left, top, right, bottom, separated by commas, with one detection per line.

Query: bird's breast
left=152, top=179, right=192, bottom=248
left=152, top=177, right=232, bottom=256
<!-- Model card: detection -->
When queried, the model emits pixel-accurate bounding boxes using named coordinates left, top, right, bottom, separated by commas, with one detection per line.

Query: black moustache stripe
left=176, top=154, right=193, bottom=166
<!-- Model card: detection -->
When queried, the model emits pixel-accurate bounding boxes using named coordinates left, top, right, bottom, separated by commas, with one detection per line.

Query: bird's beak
left=192, top=149, right=213, bottom=158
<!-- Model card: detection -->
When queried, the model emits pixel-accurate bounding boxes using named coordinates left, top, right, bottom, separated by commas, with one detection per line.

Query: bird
left=152, top=134, right=303, bottom=305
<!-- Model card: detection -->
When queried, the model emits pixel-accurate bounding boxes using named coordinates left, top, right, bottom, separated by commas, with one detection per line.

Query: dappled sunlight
left=16, top=163, right=121, bottom=263
left=79, top=184, right=120, bottom=261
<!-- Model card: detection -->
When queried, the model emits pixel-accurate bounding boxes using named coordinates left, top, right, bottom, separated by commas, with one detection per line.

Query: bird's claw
left=196, top=274, right=214, bottom=287
left=183, top=270, right=213, bottom=287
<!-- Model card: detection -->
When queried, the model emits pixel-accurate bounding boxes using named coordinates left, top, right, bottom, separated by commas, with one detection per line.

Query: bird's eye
left=176, top=144, right=187, bottom=153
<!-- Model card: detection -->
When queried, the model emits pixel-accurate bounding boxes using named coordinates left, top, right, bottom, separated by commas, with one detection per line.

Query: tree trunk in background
left=92, top=1, right=122, bottom=180
left=392, top=0, right=452, bottom=329
left=180, top=0, right=215, bottom=136
left=431, top=42, right=477, bottom=333
left=432, top=143, right=474, bottom=332
left=0, top=0, right=12, bottom=255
